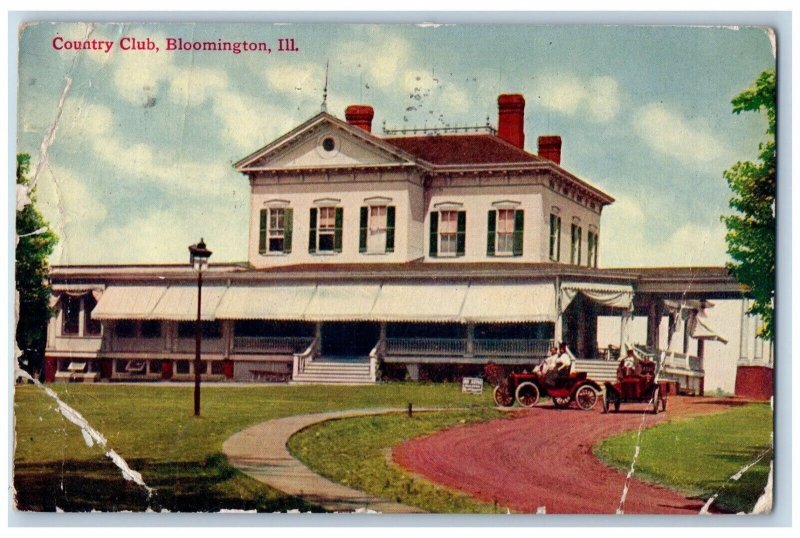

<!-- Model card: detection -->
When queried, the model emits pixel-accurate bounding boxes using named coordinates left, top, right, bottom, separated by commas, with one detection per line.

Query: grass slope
left=594, top=402, right=773, bottom=514
left=14, top=383, right=491, bottom=512
left=288, top=409, right=507, bottom=513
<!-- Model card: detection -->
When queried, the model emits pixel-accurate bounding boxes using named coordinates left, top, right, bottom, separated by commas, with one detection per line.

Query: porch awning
left=371, top=284, right=468, bottom=322
left=91, top=286, right=167, bottom=320
left=460, top=283, right=557, bottom=323
left=560, top=282, right=634, bottom=311
left=149, top=286, right=228, bottom=321
left=691, top=318, right=729, bottom=344
left=303, top=284, right=381, bottom=321
left=215, top=285, right=316, bottom=320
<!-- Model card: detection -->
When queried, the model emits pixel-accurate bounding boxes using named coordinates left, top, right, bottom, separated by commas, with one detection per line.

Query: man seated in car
left=617, top=348, right=637, bottom=380
left=534, top=346, right=559, bottom=376
left=545, top=342, right=572, bottom=386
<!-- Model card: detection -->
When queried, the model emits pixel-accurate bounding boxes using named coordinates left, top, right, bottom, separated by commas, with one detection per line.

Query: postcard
left=13, top=20, right=776, bottom=516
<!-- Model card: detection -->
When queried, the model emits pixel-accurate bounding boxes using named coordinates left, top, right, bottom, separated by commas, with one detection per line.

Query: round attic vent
left=322, top=137, right=336, bottom=152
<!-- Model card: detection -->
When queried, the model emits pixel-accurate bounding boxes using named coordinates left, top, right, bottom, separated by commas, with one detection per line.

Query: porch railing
left=473, top=338, right=553, bottom=357
left=292, top=337, right=319, bottom=378
left=385, top=338, right=467, bottom=356
left=233, top=336, right=314, bottom=354
left=385, top=337, right=552, bottom=358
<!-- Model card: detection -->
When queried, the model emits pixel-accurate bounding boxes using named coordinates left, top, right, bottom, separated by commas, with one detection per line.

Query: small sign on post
left=462, top=377, right=484, bottom=394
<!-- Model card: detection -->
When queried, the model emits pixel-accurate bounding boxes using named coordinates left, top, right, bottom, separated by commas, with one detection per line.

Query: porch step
left=291, top=358, right=375, bottom=385
left=572, top=360, right=619, bottom=383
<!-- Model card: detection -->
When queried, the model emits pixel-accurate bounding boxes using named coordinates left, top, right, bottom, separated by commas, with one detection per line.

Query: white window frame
left=368, top=205, right=388, bottom=254
left=495, top=208, right=516, bottom=256
left=267, top=207, right=286, bottom=253
left=317, top=206, right=337, bottom=253
left=438, top=209, right=459, bottom=257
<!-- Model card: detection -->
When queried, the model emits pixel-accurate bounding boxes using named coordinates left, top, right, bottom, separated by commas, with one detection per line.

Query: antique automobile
left=602, top=359, right=668, bottom=414
left=492, top=369, right=602, bottom=411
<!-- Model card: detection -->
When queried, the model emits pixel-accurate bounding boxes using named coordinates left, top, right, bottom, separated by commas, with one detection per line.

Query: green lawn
left=288, top=409, right=507, bottom=513
left=594, top=402, right=773, bottom=514
left=13, top=382, right=492, bottom=512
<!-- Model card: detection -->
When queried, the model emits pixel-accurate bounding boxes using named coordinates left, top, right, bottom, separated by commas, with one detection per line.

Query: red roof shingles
left=383, top=134, right=542, bottom=166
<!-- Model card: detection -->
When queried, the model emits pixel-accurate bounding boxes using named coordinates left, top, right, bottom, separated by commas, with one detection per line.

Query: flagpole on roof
left=321, top=60, right=329, bottom=113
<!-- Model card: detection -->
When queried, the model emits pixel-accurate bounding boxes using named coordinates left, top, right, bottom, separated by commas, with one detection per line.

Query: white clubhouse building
left=45, top=94, right=770, bottom=397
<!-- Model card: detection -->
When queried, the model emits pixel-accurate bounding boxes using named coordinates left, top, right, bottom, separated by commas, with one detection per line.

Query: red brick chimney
left=538, top=135, right=562, bottom=165
left=497, top=94, right=525, bottom=149
left=345, top=105, right=374, bottom=133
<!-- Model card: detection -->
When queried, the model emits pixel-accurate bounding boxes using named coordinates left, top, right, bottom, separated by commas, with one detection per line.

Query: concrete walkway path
left=222, top=408, right=430, bottom=513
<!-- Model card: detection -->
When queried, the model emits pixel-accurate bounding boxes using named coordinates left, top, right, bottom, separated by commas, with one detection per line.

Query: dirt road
left=393, top=397, right=746, bottom=514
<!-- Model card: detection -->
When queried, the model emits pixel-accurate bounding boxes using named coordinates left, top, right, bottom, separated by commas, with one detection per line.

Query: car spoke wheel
left=575, top=385, right=599, bottom=411
left=552, top=396, right=571, bottom=409
left=493, top=383, right=514, bottom=407
left=515, top=382, right=540, bottom=408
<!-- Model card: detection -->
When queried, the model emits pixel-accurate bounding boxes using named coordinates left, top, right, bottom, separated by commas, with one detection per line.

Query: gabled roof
left=234, top=112, right=421, bottom=172
left=383, top=134, right=542, bottom=166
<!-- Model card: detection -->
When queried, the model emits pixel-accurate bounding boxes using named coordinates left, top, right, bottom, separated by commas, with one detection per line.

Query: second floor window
left=587, top=230, right=599, bottom=268
left=309, top=206, right=343, bottom=254
left=430, top=210, right=466, bottom=257
left=259, top=207, right=293, bottom=255
left=488, top=209, right=524, bottom=257
left=571, top=223, right=582, bottom=265
left=549, top=214, right=562, bottom=261
left=360, top=205, right=396, bottom=254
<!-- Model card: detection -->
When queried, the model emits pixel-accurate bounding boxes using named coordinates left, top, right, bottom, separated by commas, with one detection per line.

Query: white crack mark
left=15, top=368, right=155, bottom=498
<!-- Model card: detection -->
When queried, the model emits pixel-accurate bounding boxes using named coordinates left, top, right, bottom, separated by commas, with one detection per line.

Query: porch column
left=465, top=323, right=475, bottom=356
left=553, top=278, right=563, bottom=343
left=315, top=322, right=322, bottom=349
left=682, top=317, right=690, bottom=354
left=646, top=299, right=663, bottom=349
left=739, top=298, right=750, bottom=364
left=696, top=338, right=705, bottom=396
left=222, top=320, right=232, bottom=359
left=619, top=311, right=630, bottom=353
left=379, top=322, right=387, bottom=354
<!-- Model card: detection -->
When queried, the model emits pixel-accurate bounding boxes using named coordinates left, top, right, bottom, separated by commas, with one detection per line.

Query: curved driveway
left=393, top=397, right=744, bottom=514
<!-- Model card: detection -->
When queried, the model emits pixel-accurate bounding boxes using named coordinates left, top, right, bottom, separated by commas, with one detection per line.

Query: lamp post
left=188, top=238, right=212, bottom=417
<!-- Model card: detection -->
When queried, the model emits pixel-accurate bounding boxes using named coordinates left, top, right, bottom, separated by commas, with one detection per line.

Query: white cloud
left=60, top=98, right=114, bottom=136
left=601, top=193, right=730, bottom=267
left=83, top=204, right=247, bottom=264
left=37, top=164, right=108, bottom=229
left=338, top=33, right=411, bottom=89
left=633, top=103, right=728, bottom=164
left=210, top=89, right=298, bottom=152
left=532, top=73, right=621, bottom=122
left=263, top=63, right=324, bottom=93
left=167, top=66, right=229, bottom=106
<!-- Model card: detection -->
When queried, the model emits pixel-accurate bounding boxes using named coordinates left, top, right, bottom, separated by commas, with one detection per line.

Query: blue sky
left=16, top=22, right=774, bottom=267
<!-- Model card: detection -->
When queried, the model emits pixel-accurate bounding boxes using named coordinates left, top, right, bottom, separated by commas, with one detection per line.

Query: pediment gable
left=235, top=113, right=418, bottom=172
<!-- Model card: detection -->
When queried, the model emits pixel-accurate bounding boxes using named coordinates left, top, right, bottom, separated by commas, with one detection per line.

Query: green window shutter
left=283, top=208, right=293, bottom=254
left=549, top=214, right=555, bottom=259
left=557, top=217, right=561, bottom=261
left=386, top=206, right=395, bottom=253
left=456, top=211, right=466, bottom=257
left=259, top=209, right=267, bottom=254
left=577, top=227, right=582, bottom=265
left=513, top=210, right=524, bottom=256
left=486, top=210, right=496, bottom=256
left=594, top=233, right=599, bottom=267
left=308, top=208, right=317, bottom=253
left=359, top=207, right=368, bottom=253
left=570, top=224, right=577, bottom=264
left=429, top=212, right=438, bottom=257
left=334, top=207, right=343, bottom=252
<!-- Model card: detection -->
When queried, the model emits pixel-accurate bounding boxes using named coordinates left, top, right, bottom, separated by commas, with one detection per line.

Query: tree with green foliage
left=721, top=69, right=776, bottom=340
left=16, top=153, right=59, bottom=377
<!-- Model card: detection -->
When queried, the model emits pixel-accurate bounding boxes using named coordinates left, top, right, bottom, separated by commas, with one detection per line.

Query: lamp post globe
left=188, top=238, right=212, bottom=417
